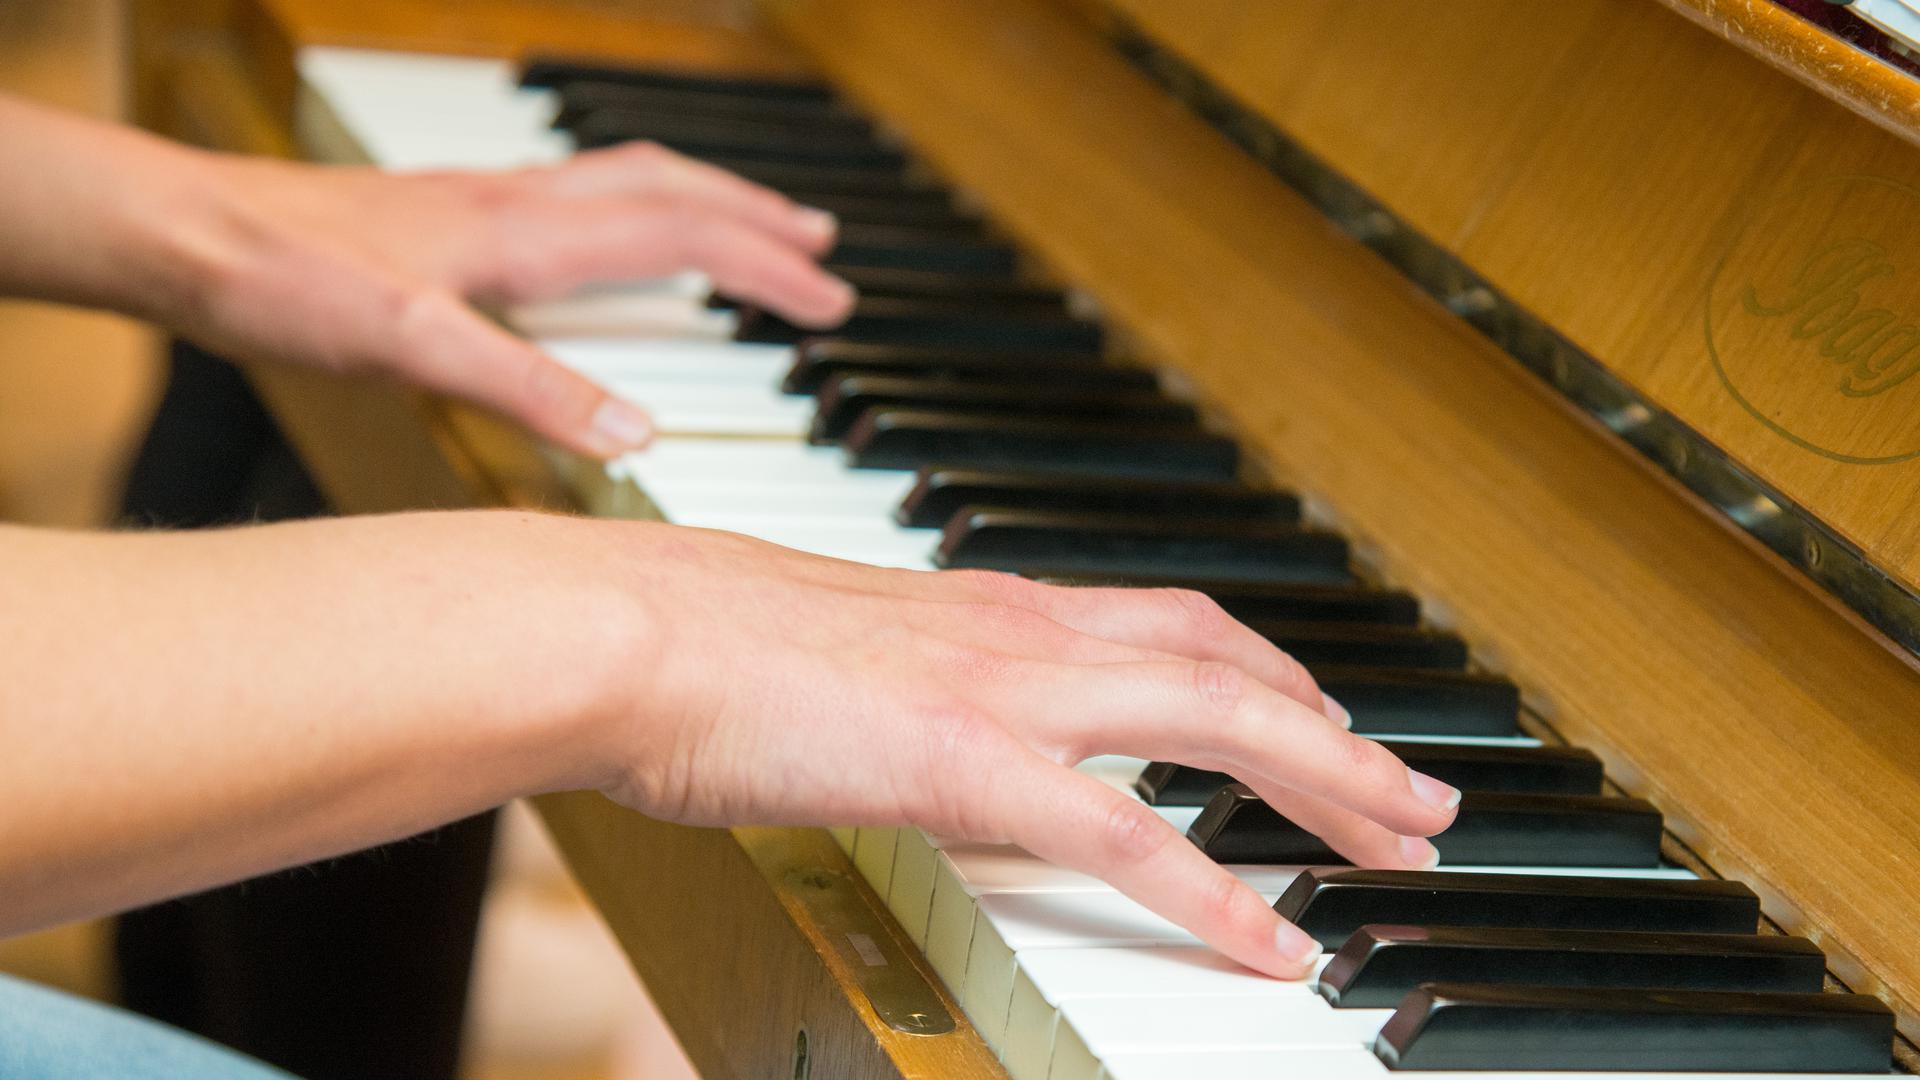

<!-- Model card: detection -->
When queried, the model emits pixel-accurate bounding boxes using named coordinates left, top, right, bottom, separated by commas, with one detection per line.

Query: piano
left=129, top=0, right=1920, bottom=1077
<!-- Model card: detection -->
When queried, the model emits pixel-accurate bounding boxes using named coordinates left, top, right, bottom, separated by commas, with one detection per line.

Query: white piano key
left=1003, top=947, right=1324, bottom=1080
left=1076, top=755, right=1150, bottom=790
left=514, top=281, right=738, bottom=340
left=636, top=477, right=915, bottom=521
left=1094, top=1049, right=1891, bottom=1080
left=606, top=384, right=814, bottom=436
left=618, top=438, right=874, bottom=484
left=887, top=801, right=1200, bottom=944
left=546, top=336, right=790, bottom=385
left=956, top=889, right=1286, bottom=1055
left=881, top=756, right=1150, bottom=951
left=298, top=47, right=568, bottom=169
left=664, top=517, right=936, bottom=567
left=1048, top=995, right=1390, bottom=1080
left=931, top=856, right=1700, bottom=1055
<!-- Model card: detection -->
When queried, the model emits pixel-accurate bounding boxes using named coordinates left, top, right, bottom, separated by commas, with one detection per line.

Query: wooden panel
left=1658, top=0, right=1920, bottom=150
left=772, top=0, right=1920, bottom=1042
left=537, top=794, right=1002, bottom=1080
left=1103, top=0, right=1920, bottom=606
left=256, top=0, right=809, bottom=73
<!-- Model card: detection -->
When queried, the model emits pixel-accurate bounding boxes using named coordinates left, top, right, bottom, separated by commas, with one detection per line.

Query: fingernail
left=1276, top=921, right=1324, bottom=971
left=1398, top=834, right=1441, bottom=871
left=590, top=398, right=653, bottom=450
left=1408, top=769, right=1461, bottom=812
left=810, top=276, right=857, bottom=325
left=796, top=206, right=838, bottom=243
left=1321, top=693, right=1351, bottom=729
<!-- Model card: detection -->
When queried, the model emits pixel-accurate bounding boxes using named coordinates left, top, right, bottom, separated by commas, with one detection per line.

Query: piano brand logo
left=1706, top=174, right=1920, bottom=464
left=1739, top=238, right=1916, bottom=398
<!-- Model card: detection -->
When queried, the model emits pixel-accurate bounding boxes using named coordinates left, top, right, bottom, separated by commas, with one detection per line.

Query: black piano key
left=846, top=410, right=1242, bottom=482
left=788, top=195, right=985, bottom=232
left=1315, top=668, right=1519, bottom=737
left=1022, top=574, right=1422, bottom=626
left=818, top=267, right=1061, bottom=307
left=1274, top=868, right=1762, bottom=948
left=938, top=510, right=1349, bottom=583
left=812, top=379, right=1189, bottom=445
left=683, top=157, right=937, bottom=200
left=702, top=157, right=945, bottom=200
left=1373, top=983, right=1893, bottom=1073
left=1241, top=621, right=1468, bottom=669
left=571, top=110, right=908, bottom=169
left=1189, top=784, right=1663, bottom=867
left=828, top=225, right=1020, bottom=276
left=1319, top=925, right=1828, bottom=1008
left=1136, top=743, right=1603, bottom=806
left=520, top=57, right=837, bottom=101
left=783, top=342, right=1137, bottom=395
left=551, top=80, right=868, bottom=132
left=897, top=469, right=1297, bottom=529
left=1381, top=741, right=1603, bottom=793
left=720, top=269, right=1062, bottom=310
left=739, top=301, right=1101, bottom=351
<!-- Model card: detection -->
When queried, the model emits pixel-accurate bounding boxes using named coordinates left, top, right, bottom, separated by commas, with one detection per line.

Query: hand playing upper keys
left=163, top=143, right=857, bottom=457
left=0, top=94, right=854, bottom=458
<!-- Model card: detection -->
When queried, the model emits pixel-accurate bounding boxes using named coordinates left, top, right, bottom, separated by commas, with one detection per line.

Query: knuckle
left=1096, top=798, right=1173, bottom=868
left=1194, top=868, right=1251, bottom=931
left=462, top=172, right=529, bottom=214
left=913, top=704, right=998, bottom=775
left=905, top=704, right=1004, bottom=834
left=519, top=356, right=587, bottom=415
left=385, top=284, right=455, bottom=351
left=945, top=568, right=1036, bottom=603
left=1335, top=730, right=1396, bottom=781
left=1160, top=587, right=1229, bottom=637
left=936, top=640, right=1016, bottom=684
left=956, top=599, right=1059, bottom=641
left=1270, top=649, right=1319, bottom=698
left=1190, top=661, right=1249, bottom=716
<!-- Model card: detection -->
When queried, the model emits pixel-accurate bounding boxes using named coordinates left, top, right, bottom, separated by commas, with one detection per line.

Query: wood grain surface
left=773, top=0, right=1920, bottom=1043
left=1101, top=0, right=1920, bottom=610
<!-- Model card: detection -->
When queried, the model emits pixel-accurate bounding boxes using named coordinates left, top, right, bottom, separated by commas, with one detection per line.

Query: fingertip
left=791, top=274, right=858, bottom=329
left=795, top=205, right=839, bottom=252
left=1408, top=769, right=1462, bottom=814
left=1270, top=918, right=1324, bottom=979
left=1321, top=693, right=1351, bottom=729
left=1397, top=834, right=1442, bottom=871
left=583, top=397, right=654, bottom=458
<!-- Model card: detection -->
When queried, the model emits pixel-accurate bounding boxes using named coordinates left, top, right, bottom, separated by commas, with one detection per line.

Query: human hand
left=572, top=525, right=1461, bottom=978
left=161, top=142, right=854, bottom=457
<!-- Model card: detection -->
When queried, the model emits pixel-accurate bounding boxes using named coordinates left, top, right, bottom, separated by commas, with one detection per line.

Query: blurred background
left=0, top=2, right=695, bottom=1076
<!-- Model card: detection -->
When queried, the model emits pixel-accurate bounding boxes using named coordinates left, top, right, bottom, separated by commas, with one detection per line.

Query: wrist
left=450, top=511, right=670, bottom=799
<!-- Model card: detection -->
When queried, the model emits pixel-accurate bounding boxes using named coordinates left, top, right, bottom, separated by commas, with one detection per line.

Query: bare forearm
left=0, top=512, right=632, bottom=934
left=0, top=95, right=221, bottom=322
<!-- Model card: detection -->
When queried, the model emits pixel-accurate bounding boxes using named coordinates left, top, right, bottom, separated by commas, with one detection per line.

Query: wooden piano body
left=128, top=0, right=1920, bottom=1075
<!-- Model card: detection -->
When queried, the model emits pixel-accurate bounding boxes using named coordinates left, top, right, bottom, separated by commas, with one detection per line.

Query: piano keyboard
left=296, top=45, right=1900, bottom=1078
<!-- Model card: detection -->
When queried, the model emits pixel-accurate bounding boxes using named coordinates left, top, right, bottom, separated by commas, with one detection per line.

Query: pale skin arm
left=0, top=97, right=1460, bottom=978
left=0, top=93, right=854, bottom=456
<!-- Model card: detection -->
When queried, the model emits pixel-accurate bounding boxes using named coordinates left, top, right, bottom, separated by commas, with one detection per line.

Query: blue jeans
left=0, top=974, right=294, bottom=1079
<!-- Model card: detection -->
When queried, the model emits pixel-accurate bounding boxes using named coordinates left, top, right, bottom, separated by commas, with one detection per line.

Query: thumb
left=389, top=288, right=653, bottom=459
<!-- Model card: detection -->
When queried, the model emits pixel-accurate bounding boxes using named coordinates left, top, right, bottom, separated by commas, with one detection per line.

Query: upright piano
left=130, top=1, right=1920, bottom=1076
